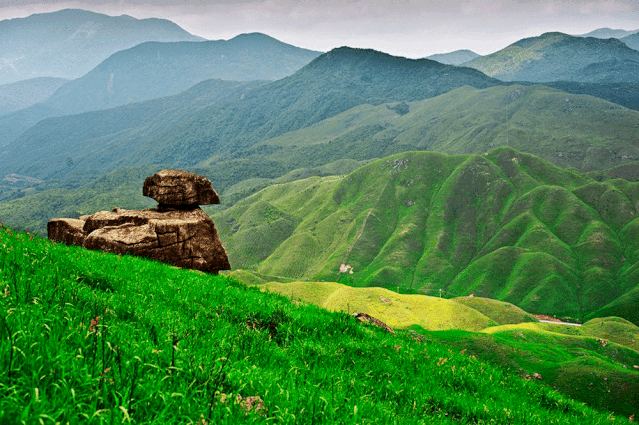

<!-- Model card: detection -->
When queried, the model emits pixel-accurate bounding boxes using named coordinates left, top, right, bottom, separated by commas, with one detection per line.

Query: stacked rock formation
left=48, top=170, right=230, bottom=274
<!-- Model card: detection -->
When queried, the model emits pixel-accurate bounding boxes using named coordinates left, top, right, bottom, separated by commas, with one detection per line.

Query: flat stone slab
left=49, top=207, right=230, bottom=274
left=143, top=170, right=219, bottom=206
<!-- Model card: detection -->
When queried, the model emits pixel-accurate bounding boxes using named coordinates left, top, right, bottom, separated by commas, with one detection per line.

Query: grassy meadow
left=0, top=226, right=632, bottom=423
left=242, top=276, right=639, bottom=419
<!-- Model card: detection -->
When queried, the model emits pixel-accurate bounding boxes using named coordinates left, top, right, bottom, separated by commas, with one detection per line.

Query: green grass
left=452, top=297, right=538, bottom=325
left=422, top=322, right=639, bottom=419
left=261, top=280, right=496, bottom=331
left=213, top=149, right=639, bottom=324
left=1, top=227, right=625, bottom=423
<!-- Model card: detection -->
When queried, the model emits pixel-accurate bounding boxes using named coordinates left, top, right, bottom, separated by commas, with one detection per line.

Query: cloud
left=1, top=0, right=638, bottom=57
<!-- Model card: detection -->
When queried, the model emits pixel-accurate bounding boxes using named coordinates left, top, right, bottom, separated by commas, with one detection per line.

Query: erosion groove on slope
left=215, top=148, right=639, bottom=323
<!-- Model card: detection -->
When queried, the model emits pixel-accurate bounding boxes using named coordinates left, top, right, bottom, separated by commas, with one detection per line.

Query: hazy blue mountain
left=427, top=49, right=481, bottom=65
left=43, top=33, right=321, bottom=114
left=0, top=77, right=67, bottom=116
left=576, top=28, right=639, bottom=39
left=0, top=103, right=63, bottom=148
left=0, top=8, right=203, bottom=85
left=621, top=33, right=639, bottom=51
left=465, top=32, right=639, bottom=83
left=0, top=47, right=503, bottom=182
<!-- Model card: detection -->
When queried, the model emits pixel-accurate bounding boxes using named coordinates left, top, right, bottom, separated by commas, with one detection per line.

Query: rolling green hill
left=0, top=9, right=203, bottom=85
left=544, top=81, right=639, bottom=111
left=212, top=148, right=639, bottom=324
left=43, top=33, right=321, bottom=114
left=464, top=32, right=639, bottom=83
left=243, top=275, right=639, bottom=417
left=3, top=223, right=629, bottom=423
left=248, top=84, right=639, bottom=173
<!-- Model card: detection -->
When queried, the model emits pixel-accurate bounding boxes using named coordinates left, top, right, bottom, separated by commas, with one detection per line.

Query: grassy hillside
left=464, top=32, right=639, bottom=83
left=544, top=81, right=639, bottom=111
left=249, top=84, right=639, bottom=173
left=260, top=280, right=497, bottom=331
left=213, top=148, right=639, bottom=323
left=427, top=321, right=639, bottom=418
left=235, top=275, right=639, bottom=418
left=1, top=227, right=625, bottom=423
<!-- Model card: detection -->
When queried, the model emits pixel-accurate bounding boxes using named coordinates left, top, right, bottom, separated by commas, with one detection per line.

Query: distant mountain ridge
left=0, top=47, right=503, bottom=182
left=42, top=32, right=321, bottom=114
left=426, top=49, right=481, bottom=65
left=0, top=77, right=67, bottom=116
left=0, top=8, right=203, bottom=84
left=465, top=32, right=639, bottom=83
left=621, top=32, right=639, bottom=51
left=575, top=28, right=639, bottom=39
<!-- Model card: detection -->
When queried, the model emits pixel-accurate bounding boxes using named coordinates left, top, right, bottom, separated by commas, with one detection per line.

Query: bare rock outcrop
left=48, top=170, right=230, bottom=274
left=143, top=169, right=220, bottom=206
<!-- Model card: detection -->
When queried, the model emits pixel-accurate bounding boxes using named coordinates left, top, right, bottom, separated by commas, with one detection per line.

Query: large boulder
left=48, top=206, right=230, bottom=274
left=143, top=169, right=219, bottom=206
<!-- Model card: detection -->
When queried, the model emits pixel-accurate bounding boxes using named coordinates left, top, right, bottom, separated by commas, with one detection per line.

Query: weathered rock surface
left=352, top=312, right=395, bottom=335
left=143, top=170, right=220, bottom=206
left=49, top=206, right=230, bottom=273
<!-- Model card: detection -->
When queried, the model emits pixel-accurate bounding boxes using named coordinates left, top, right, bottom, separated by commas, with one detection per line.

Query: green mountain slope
left=544, top=81, right=639, bottom=111
left=0, top=47, right=502, bottom=182
left=212, top=148, right=639, bottom=324
left=44, top=33, right=321, bottom=114
left=255, top=277, right=639, bottom=417
left=3, top=83, right=639, bottom=239
left=0, top=78, right=263, bottom=179
left=0, top=9, right=203, bottom=85
left=246, top=84, right=639, bottom=173
left=2, top=226, right=625, bottom=423
left=464, top=32, right=639, bottom=83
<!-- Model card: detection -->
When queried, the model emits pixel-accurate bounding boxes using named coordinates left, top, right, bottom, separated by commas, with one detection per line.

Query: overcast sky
left=1, top=0, right=638, bottom=58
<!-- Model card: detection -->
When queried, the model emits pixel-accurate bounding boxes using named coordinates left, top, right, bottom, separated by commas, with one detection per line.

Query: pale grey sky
left=1, top=0, right=638, bottom=58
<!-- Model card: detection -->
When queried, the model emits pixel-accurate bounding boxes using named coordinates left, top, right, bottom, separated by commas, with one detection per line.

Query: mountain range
left=0, top=47, right=502, bottom=183
left=42, top=33, right=321, bottom=114
left=0, top=9, right=204, bottom=85
left=465, top=32, right=639, bottom=83
left=621, top=32, right=639, bottom=51
left=3, top=44, right=639, bottom=238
